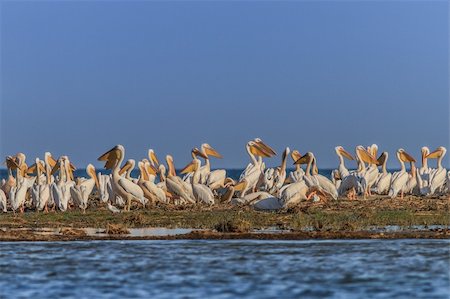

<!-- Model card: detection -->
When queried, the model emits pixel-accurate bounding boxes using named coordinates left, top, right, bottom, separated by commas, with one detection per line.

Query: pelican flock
left=0, top=141, right=448, bottom=213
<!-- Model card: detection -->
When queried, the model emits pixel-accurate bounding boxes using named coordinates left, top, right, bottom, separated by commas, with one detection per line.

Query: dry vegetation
left=0, top=195, right=448, bottom=233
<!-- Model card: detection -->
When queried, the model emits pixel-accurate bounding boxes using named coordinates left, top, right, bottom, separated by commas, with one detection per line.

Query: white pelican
left=287, top=150, right=305, bottom=183
left=295, top=152, right=338, bottom=200
left=426, top=146, right=447, bottom=195
left=98, top=145, right=146, bottom=211
left=278, top=179, right=311, bottom=207
left=119, top=159, right=137, bottom=184
left=404, top=160, right=418, bottom=195
left=389, top=149, right=416, bottom=199
left=0, top=189, right=6, bottom=212
left=181, top=156, right=215, bottom=205
left=165, top=155, right=196, bottom=204
left=199, top=144, right=227, bottom=190
left=70, top=164, right=99, bottom=213
left=239, top=139, right=276, bottom=181
left=358, top=145, right=380, bottom=198
left=138, top=160, right=168, bottom=204
left=191, top=143, right=224, bottom=184
left=147, top=149, right=160, bottom=182
left=30, top=158, right=51, bottom=212
left=334, top=146, right=354, bottom=179
left=263, top=147, right=290, bottom=194
left=238, top=141, right=274, bottom=196
left=373, top=152, right=391, bottom=195
left=2, top=156, right=18, bottom=198
left=50, top=157, right=73, bottom=211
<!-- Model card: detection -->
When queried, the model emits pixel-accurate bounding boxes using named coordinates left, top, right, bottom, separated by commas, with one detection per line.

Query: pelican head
left=192, top=148, right=208, bottom=160
left=335, top=146, right=354, bottom=160
left=398, top=148, right=416, bottom=163
left=98, top=145, right=125, bottom=170
left=180, top=158, right=200, bottom=174
left=86, top=164, right=100, bottom=189
left=148, top=149, right=160, bottom=167
left=248, top=141, right=272, bottom=158
left=290, top=150, right=302, bottom=162
left=201, top=143, right=223, bottom=158
left=254, top=138, right=277, bottom=156
left=426, top=146, right=447, bottom=159
left=356, top=146, right=379, bottom=165
left=294, top=152, right=314, bottom=165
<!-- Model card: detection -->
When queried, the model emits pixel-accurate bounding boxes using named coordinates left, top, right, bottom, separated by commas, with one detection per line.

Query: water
left=0, top=168, right=338, bottom=181
left=1, top=240, right=448, bottom=298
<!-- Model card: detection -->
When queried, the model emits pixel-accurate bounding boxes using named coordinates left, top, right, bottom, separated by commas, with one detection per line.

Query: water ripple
left=0, top=240, right=448, bottom=298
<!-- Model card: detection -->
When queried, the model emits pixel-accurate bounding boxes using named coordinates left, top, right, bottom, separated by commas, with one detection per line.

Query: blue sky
left=1, top=1, right=448, bottom=169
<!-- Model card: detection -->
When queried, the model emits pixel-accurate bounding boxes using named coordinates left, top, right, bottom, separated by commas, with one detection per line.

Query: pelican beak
left=233, top=180, right=247, bottom=191
left=193, top=148, right=208, bottom=160
left=119, top=161, right=132, bottom=175
left=340, top=148, right=354, bottom=160
left=377, top=153, right=386, bottom=165
left=87, top=165, right=100, bottom=189
left=357, top=147, right=379, bottom=165
left=149, top=151, right=160, bottom=166
left=38, top=162, right=46, bottom=173
left=290, top=150, right=302, bottom=162
left=256, top=140, right=277, bottom=156
left=69, top=162, right=77, bottom=171
left=47, top=156, right=57, bottom=168
left=98, top=147, right=116, bottom=161
left=400, top=151, right=416, bottom=163
left=426, top=148, right=442, bottom=159
left=27, top=164, right=37, bottom=174
left=98, top=146, right=120, bottom=170
left=204, top=145, right=222, bottom=158
left=146, top=164, right=158, bottom=176
left=294, top=153, right=309, bottom=165
left=250, top=143, right=271, bottom=158
left=51, top=163, right=60, bottom=175
left=180, top=161, right=198, bottom=174
left=5, top=157, right=19, bottom=170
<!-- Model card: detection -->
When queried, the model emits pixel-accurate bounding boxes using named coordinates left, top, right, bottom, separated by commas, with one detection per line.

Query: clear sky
left=1, top=1, right=448, bottom=169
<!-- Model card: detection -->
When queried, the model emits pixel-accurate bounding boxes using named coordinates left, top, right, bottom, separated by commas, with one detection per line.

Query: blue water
left=0, top=240, right=448, bottom=298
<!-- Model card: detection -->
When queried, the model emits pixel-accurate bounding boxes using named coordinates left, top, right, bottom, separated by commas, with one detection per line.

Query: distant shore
left=1, top=196, right=448, bottom=241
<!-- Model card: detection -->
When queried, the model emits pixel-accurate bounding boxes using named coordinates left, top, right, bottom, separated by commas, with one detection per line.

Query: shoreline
left=1, top=196, right=448, bottom=242
left=1, top=228, right=448, bottom=242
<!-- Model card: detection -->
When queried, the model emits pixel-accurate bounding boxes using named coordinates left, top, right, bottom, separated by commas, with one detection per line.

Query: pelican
left=404, top=159, right=418, bottom=195
left=278, top=179, right=316, bottom=207
left=165, top=155, right=196, bottom=204
left=50, top=157, right=74, bottom=211
left=138, top=160, right=168, bottom=204
left=98, top=145, right=146, bottom=211
left=295, top=152, right=338, bottom=200
left=358, top=145, right=380, bottom=198
left=30, top=158, right=51, bottom=212
left=426, top=146, right=447, bottom=195
left=373, top=152, right=391, bottom=194
left=389, top=149, right=416, bottom=199
left=0, top=189, right=6, bottom=212
left=237, top=141, right=272, bottom=196
left=240, top=139, right=276, bottom=181
left=119, top=159, right=137, bottom=183
left=181, top=155, right=215, bottom=205
left=200, top=144, right=227, bottom=190
left=287, top=150, right=305, bottom=183
left=147, top=149, right=160, bottom=182
left=70, top=164, right=99, bottom=213
left=334, top=146, right=354, bottom=179
left=2, top=156, right=18, bottom=198
left=263, top=147, right=290, bottom=194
